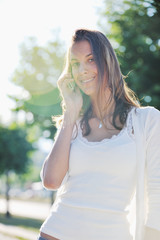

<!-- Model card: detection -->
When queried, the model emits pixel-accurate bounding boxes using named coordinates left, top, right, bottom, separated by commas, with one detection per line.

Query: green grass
left=1, top=232, right=27, bottom=240
left=0, top=213, right=43, bottom=232
left=15, top=237, right=28, bottom=240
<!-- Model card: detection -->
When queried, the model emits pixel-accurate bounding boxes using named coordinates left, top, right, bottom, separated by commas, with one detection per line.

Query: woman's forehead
left=70, top=40, right=93, bottom=59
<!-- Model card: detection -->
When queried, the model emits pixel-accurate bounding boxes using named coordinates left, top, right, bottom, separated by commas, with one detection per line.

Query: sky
left=0, top=0, right=103, bottom=126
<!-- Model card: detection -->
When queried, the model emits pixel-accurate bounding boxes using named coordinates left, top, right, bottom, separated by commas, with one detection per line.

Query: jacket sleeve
left=144, top=107, right=160, bottom=231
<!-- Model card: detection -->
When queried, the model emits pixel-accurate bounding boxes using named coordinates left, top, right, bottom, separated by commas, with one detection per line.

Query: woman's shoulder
left=133, top=105, right=160, bottom=118
left=132, top=106, right=160, bottom=134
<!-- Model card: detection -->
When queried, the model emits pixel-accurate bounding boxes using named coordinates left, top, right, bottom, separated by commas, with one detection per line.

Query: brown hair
left=53, top=29, right=140, bottom=136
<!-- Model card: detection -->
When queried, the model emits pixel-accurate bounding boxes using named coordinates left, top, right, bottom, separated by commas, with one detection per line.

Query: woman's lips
left=80, top=76, right=95, bottom=84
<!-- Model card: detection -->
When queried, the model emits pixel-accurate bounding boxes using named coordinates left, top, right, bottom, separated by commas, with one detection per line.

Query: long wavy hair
left=54, top=29, right=140, bottom=136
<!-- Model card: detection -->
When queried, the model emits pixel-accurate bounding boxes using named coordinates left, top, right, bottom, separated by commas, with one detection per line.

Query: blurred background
left=0, top=0, right=159, bottom=239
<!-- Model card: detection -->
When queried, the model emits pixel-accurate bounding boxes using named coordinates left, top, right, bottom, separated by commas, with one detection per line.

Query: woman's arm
left=41, top=72, right=83, bottom=190
left=41, top=112, right=75, bottom=190
left=144, top=107, right=160, bottom=237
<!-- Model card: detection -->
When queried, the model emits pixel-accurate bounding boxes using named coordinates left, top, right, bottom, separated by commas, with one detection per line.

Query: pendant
left=99, top=121, right=102, bottom=128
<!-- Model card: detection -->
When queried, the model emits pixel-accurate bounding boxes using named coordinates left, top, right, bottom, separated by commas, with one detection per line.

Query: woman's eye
left=88, top=58, right=94, bottom=62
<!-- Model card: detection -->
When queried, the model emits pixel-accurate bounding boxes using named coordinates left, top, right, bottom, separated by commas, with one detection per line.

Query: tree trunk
left=5, top=170, right=11, bottom=218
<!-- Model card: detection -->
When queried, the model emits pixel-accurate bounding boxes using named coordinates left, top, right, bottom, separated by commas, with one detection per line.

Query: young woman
left=38, top=29, right=160, bottom=240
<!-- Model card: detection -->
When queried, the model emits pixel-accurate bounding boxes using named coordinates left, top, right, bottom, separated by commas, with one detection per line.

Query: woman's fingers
left=67, top=80, right=76, bottom=91
left=58, top=72, right=72, bottom=84
left=58, top=75, right=75, bottom=93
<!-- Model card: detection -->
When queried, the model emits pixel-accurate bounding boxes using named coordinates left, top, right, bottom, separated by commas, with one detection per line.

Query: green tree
left=0, top=126, right=34, bottom=217
left=10, top=31, right=65, bottom=139
left=99, top=0, right=160, bottom=108
left=10, top=31, right=66, bottom=204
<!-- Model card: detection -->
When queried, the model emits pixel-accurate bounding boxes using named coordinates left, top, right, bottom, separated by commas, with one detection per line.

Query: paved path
left=0, top=198, right=51, bottom=220
left=0, top=223, right=38, bottom=240
left=0, top=198, right=52, bottom=239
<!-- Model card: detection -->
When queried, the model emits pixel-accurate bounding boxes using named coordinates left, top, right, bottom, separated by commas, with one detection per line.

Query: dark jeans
left=37, top=236, right=48, bottom=240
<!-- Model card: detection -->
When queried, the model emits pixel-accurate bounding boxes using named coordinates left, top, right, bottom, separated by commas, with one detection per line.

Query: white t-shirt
left=40, top=108, right=136, bottom=240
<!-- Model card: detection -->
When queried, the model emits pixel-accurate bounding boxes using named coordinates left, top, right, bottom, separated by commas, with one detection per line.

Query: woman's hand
left=57, top=72, right=83, bottom=124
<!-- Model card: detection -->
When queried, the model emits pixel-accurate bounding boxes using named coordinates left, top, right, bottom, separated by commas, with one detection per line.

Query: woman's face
left=70, top=40, right=98, bottom=97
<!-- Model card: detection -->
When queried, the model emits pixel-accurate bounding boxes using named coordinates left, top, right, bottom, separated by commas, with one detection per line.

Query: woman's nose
left=78, top=63, right=88, bottom=74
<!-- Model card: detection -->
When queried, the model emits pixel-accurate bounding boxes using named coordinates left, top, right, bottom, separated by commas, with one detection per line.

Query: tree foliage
left=11, top=31, right=65, bottom=139
left=0, top=126, right=34, bottom=175
left=99, top=0, right=160, bottom=108
left=0, top=125, right=34, bottom=216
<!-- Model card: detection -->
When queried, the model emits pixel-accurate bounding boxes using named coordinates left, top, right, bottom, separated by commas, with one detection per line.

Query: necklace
left=98, top=117, right=107, bottom=128
left=97, top=113, right=113, bottom=129
left=99, top=121, right=103, bottom=128
left=92, top=112, right=113, bottom=129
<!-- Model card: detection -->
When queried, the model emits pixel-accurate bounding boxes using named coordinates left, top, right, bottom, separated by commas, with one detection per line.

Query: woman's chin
left=81, top=87, right=97, bottom=97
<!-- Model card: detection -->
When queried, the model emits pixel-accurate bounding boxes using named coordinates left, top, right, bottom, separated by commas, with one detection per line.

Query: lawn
left=0, top=213, right=43, bottom=232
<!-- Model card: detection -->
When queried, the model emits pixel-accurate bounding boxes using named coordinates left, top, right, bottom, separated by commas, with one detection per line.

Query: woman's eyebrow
left=71, top=53, right=93, bottom=61
left=86, top=53, right=93, bottom=57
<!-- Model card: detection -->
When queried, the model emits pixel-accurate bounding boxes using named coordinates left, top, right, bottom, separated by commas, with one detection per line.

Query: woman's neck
left=91, top=89, right=115, bottom=120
